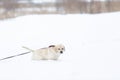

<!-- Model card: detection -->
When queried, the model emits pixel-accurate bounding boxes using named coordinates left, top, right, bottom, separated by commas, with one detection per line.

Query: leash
left=0, top=51, right=31, bottom=61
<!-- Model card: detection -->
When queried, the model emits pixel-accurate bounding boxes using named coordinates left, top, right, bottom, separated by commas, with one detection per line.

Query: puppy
left=23, top=44, right=65, bottom=60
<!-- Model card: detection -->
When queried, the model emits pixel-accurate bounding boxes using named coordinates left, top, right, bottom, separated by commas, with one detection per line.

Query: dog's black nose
left=60, top=51, right=63, bottom=54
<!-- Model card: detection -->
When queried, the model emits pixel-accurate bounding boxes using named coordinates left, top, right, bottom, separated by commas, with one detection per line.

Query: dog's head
left=49, top=44, right=65, bottom=54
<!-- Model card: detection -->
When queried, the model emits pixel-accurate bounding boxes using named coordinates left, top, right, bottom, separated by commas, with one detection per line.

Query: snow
left=0, top=12, right=120, bottom=80
left=18, top=0, right=56, bottom=3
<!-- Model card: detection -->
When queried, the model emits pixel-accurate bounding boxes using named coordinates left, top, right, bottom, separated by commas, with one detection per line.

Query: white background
left=0, top=12, right=120, bottom=80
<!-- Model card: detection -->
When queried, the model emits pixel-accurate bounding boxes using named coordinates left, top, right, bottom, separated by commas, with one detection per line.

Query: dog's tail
left=22, top=46, right=34, bottom=52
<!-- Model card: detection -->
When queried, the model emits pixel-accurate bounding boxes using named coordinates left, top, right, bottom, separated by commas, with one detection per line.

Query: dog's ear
left=49, top=45, right=55, bottom=48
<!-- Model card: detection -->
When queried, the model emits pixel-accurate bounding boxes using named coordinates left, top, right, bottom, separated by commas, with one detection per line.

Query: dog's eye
left=58, top=48, right=60, bottom=50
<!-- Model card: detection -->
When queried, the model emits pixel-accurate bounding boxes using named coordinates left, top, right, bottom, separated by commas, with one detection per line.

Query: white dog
left=23, top=44, right=65, bottom=60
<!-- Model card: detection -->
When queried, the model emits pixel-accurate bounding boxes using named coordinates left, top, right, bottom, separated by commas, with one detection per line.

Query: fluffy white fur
left=23, top=44, right=65, bottom=60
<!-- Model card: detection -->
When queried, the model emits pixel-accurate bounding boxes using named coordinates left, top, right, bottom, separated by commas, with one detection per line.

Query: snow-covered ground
left=0, top=12, right=120, bottom=80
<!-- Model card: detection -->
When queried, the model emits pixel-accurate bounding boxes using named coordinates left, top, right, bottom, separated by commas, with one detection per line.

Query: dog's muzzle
left=60, top=51, right=63, bottom=54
